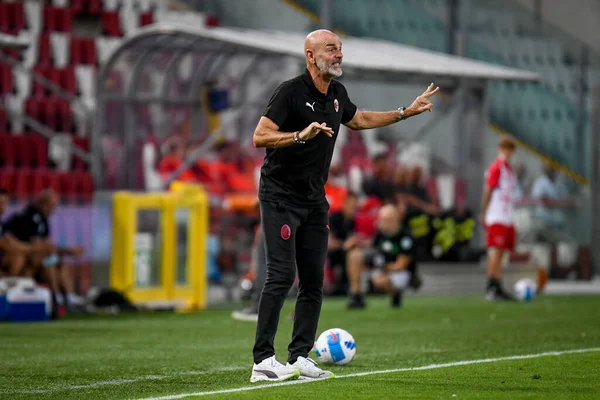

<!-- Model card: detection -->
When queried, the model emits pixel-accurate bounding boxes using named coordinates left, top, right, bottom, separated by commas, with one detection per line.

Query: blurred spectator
left=346, top=203, right=421, bottom=309
left=397, top=165, right=439, bottom=216
left=362, top=153, right=395, bottom=202
left=327, top=192, right=363, bottom=296
left=2, top=190, right=84, bottom=311
left=157, top=139, right=196, bottom=183
left=530, top=162, right=575, bottom=242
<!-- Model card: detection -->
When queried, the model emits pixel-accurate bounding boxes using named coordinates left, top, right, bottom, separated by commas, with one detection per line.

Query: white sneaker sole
left=250, top=369, right=300, bottom=383
left=231, top=311, right=258, bottom=322
left=298, top=372, right=335, bottom=380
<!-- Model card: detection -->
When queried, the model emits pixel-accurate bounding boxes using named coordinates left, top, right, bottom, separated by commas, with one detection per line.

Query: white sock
left=55, top=293, right=65, bottom=305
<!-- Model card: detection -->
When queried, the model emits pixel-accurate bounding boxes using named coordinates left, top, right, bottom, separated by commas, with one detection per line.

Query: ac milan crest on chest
left=334, top=99, right=339, bottom=112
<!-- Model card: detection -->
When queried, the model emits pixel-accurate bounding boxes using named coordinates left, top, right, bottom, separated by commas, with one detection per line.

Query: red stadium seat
left=0, top=133, right=16, bottom=167
left=74, top=171, right=94, bottom=202
left=82, top=37, right=97, bottom=65
left=33, top=169, right=60, bottom=196
left=43, top=5, right=57, bottom=32
left=45, top=97, right=72, bottom=132
left=0, top=4, right=9, bottom=33
left=0, top=3, right=25, bottom=33
left=38, top=33, right=52, bottom=66
left=71, top=36, right=97, bottom=66
left=101, top=11, right=123, bottom=37
left=29, top=134, right=49, bottom=169
left=32, top=66, right=49, bottom=96
left=71, top=0, right=86, bottom=16
left=0, top=63, right=13, bottom=93
left=62, top=67, right=77, bottom=94
left=59, top=171, right=77, bottom=201
left=13, top=3, right=26, bottom=32
left=0, top=168, right=15, bottom=192
left=69, top=36, right=83, bottom=65
left=14, top=169, right=33, bottom=200
left=25, top=97, right=43, bottom=123
left=139, top=12, right=154, bottom=27
left=12, top=135, right=33, bottom=168
left=87, top=0, right=102, bottom=16
left=0, top=109, right=7, bottom=132
left=44, top=6, right=72, bottom=32
left=72, top=136, right=89, bottom=171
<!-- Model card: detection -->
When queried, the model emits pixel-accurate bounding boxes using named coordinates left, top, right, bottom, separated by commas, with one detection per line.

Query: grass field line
left=137, top=347, right=600, bottom=400
left=1, top=366, right=247, bottom=395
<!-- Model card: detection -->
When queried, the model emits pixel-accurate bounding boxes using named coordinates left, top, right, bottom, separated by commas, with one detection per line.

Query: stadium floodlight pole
left=320, top=0, right=333, bottom=30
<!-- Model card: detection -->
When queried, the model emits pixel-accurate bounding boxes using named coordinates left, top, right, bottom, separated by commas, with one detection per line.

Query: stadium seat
left=0, top=133, right=16, bottom=167
left=37, top=33, right=52, bottom=66
left=0, top=168, right=15, bottom=192
left=70, top=0, right=86, bottom=15
left=32, top=65, right=50, bottom=96
left=45, top=96, right=73, bottom=132
left=72, top=136, right=89, bottom=171
left=82, top=37, right=98, bottom=65
left=12, top=134, right=33, bottom=168
left=25, top=96, right=43, bottom=123
left=88, top=0, right=103, bottom=16
left=14, top=169, right=33, bottom=200
left=59, top=171, right=78, bottom=201
left=101, top=11, right=123, bottom=37
left=74, top=171, right=94, bottom=202
left=0, top=110, right=7, bottom=133
left=0, top=2, right=26, bottom=34
left=28, top=133, right=49, bottom=169
left=32, top=169, right=58, bottom=196
left=139, top=11, right=154, bottom=27
left=0, top=63, right=13, bottom=93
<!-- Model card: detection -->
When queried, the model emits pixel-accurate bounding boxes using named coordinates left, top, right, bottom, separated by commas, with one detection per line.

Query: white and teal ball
left=314, top=328, right=356, bottom=366
left=514, top=278, right=537, bottom=301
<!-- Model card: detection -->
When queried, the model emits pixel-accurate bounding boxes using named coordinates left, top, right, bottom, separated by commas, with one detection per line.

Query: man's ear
left=306, top=49, right=315, bottom=64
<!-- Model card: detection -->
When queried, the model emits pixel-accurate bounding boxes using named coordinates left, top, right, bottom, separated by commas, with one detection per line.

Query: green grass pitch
left=1, top=294, right=599, bottom=399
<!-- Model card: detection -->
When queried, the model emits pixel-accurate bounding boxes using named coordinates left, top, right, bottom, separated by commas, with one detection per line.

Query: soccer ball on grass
left=313, top=328, right=356, bottom=366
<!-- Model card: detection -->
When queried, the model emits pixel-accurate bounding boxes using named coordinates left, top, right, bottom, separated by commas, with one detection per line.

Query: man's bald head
left=304, top=29, right=343, bottom=78
left=377, top=204, right=401, bottom=236
left=34, top=189, right=59, bottom=217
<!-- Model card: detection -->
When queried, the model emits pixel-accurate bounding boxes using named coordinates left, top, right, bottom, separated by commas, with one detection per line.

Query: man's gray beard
left=316, top=58, right=343, bottom=78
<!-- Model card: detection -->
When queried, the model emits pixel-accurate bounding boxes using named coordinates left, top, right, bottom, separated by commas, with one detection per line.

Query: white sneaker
left=231, top=308, right=258, bottom=322
left=287, top=356, right=334, bottom=380
left=250, top=356, right=300, bottom=383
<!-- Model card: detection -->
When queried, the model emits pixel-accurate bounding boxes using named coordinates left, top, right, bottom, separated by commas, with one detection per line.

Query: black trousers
left=253, top=200, right=329, bottom=365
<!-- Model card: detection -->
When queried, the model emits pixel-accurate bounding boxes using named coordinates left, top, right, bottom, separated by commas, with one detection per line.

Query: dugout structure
left=110, top=183, right=209, bottom=309
left=97, top=24, right=597, bottom=303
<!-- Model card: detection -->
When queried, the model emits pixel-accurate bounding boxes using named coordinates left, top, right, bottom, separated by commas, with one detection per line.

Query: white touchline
left=1, top=366, right=247, bottom=395
left=135, top=347, right=600, bottom=400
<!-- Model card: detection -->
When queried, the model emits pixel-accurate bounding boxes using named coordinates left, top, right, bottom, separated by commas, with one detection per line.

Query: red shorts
left=486, top=224, right=516, bottom=251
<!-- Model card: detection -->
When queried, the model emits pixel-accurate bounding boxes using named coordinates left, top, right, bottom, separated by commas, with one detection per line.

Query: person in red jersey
left=480, top=138, right=520, bottom=301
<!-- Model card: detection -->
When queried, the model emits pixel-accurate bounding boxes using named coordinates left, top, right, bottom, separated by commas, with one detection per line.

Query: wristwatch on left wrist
left=398, top=106, right=406, bottom=120
left=293, top=131, right=305, bottom=144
